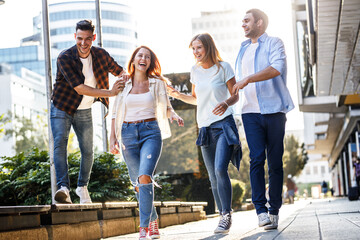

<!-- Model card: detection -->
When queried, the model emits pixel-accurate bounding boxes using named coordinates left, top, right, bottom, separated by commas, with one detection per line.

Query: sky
left=0, top=0, right=304, bottom=131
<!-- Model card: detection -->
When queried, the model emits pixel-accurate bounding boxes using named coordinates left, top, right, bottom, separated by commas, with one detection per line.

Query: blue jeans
left=200, top=116, right=235, bottom=214
left=121, top=120, right=162, bottom=227
left=50, top=103, right=94, bottom=190
left=242, top=113, right=286, bottom=215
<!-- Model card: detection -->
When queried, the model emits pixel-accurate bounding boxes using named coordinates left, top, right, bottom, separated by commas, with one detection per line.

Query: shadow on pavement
left=200, top=233, right=229, bottom=240
left=241, top=229, right=280, bottom=240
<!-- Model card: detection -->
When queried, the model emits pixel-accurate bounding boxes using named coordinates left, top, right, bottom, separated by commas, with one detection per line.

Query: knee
left=53, top=134, right=68, bottom=146
left=138, top=175, right=152, bottom=184
left=215, top=167, right=228, bottom=179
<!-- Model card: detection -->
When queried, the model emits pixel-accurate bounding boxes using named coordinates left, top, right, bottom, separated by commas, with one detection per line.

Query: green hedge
left=0, top=148, right=173, bottom=205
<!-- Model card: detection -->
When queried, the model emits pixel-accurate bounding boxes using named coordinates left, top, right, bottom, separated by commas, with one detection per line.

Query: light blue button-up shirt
left=235, top=33, right=294, bottom=114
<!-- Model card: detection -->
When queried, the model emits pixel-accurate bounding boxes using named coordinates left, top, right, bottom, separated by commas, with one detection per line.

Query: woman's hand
left=212, top=101, right=229, bottom=116
left=110, top=137, right=120, bottom=154
left=170, top=111, right=184, bottom=127
left=167, top=85, right=181, bottom=99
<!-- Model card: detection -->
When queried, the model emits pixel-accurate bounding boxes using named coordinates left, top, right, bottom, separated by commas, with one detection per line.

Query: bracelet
left=223, top=101, right=229, bottom=107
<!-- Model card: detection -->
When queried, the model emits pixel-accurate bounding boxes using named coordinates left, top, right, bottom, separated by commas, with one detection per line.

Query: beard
left=245, top=27, right=261, bottom=39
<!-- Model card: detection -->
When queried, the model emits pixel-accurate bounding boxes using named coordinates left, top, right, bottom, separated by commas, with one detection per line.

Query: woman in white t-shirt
left=168, top=33, right=241, bottom=234
left=110, top=46, right=183, bottom=240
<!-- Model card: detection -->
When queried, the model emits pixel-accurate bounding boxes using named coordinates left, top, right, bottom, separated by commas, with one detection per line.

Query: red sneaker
left=149, top=220, right=160, bottom=239
left=139, top=227, right=151, bottom=240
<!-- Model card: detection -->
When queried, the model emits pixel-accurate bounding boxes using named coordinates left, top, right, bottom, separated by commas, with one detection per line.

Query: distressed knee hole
left=138, top=174, right=152, bottom=184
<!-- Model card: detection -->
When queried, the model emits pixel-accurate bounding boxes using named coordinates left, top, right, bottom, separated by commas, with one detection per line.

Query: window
left=305, top=166, right=311, bottom=175
left=50, top=10, right=131, bottom=22
left=313, top=166, right=318, bottom=175
left=321, top=166, right=326, bottom=174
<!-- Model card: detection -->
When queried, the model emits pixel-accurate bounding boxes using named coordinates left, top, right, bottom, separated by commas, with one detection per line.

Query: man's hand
left=110, top=78, right=126, bottom=96
left=232, top=77, right=250, bottom=94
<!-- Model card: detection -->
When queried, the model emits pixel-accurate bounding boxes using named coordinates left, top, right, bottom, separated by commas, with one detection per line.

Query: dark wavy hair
left=76, top=20, right=95, bottom=33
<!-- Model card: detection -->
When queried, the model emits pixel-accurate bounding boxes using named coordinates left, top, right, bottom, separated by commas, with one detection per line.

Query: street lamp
left=0, top=0, right=5, bottom=5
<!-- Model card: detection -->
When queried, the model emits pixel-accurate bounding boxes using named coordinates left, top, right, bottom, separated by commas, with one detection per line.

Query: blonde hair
left=189, top=33, right=223, bottom=73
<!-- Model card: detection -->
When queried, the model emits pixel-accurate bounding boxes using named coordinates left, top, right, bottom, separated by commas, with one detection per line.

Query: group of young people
left=50, top=8, right=294, bottom=240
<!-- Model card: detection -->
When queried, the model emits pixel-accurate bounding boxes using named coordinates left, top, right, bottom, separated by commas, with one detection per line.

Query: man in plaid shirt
left=50, top=20, right=125, bottom=204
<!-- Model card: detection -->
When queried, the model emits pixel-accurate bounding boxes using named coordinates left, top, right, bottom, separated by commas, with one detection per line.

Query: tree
left=283, top=135, right=308, bottom=179
left=0, top=113, right=9, bottom=139
left=3, top=112, right=48, bottom=154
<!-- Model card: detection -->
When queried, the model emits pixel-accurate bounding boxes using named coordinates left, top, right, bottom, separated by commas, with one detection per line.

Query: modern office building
left=0, top=64, right=47, bottom=157
left=0, top=0, right=138, bottom=154
left=48, top=0, right=137, bottom=67
left=0, top=45, right=59, bottom=78
left=0, top=0, right=137, bottom=77
left=292, top=0, right=360, bottom=196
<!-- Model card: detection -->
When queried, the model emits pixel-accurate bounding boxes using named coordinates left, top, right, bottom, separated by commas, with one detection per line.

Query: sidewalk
left=105, top=198, right=360, bottom=240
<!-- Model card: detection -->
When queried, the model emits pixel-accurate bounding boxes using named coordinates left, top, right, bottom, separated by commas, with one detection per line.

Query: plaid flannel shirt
left=51, top=45, right=123, bottom=115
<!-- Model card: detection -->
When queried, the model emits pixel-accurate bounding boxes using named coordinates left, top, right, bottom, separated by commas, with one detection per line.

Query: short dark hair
left=246, top=9, right=268, bottom=31
left=76, top=20, right=95, bottom=33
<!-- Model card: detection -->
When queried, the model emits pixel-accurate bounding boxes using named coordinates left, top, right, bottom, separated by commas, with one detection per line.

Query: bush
left=231, top=179, right=246, bottom=210
left=0, top=148, right=134, bottom=205
left=0, top=148, right=174, bottom=205
left=153, top=175, right=174, bottom=201
left=69, top=151, right=133, bottom=203
left=0, top=149, right=51, bottom=205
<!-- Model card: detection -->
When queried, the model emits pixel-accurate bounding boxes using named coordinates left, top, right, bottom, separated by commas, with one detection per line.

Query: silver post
left=42, top=0, right=57, bottom=204
left=95, top=0, right=108, bottom=152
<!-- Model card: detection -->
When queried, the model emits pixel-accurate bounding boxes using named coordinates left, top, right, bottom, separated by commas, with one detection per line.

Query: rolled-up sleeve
left=269, top=38, right=286, bottom=75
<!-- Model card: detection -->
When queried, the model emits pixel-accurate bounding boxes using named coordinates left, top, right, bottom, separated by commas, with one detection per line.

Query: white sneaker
left=264, top=214, right=279, bottom=230
left=54, top=186, right=72, bottom=204
left=258, top=212, right=271, bottom=227
left=75, top=186, right=92, bottom=204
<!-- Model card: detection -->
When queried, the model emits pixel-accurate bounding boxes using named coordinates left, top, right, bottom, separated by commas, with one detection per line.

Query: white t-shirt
left=77, top=54, right=97, bottom=110
left=190, top=61, right=234, bottom=128
left=241, top=42, right=260, bottom=113
left=124, top=91, right=155, bottom=122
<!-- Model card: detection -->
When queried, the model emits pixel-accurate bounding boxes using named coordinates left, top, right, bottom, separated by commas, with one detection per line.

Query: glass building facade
left=49, top=0, right=137, bottom=67
left=0, top=46, right=58, bottom=77
left=0, top=0, right=137, bottom=78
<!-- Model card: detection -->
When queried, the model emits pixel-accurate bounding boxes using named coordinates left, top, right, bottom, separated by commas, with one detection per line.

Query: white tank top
left=124, top=91, right=156, bottom=122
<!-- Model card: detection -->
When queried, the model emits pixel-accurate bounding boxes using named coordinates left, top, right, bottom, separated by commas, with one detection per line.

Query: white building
left=0, top=64, right=47, bottom=157
left=48, top=0, right=137, bottom=67
left=191, top=9, right=242, bottom=68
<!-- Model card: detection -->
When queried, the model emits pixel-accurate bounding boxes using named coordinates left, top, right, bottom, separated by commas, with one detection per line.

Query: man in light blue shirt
left=233, top=8, right=294, bottom=230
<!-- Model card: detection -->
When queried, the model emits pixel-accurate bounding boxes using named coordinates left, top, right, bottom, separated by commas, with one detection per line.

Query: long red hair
left=127, top=45, right=167, bottom=82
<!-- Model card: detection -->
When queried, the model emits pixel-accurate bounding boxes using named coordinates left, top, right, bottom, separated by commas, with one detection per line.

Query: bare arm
left=109, top=118, right=120, bottom=154
left=212, top=77, right=239, bottom=116
left=167, top=84, right=197, bottom=105
left=233, top=66, right=280, bottom=94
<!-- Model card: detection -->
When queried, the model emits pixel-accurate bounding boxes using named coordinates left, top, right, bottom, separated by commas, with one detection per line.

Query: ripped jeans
left=121, top=120, right=162, bottom=227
